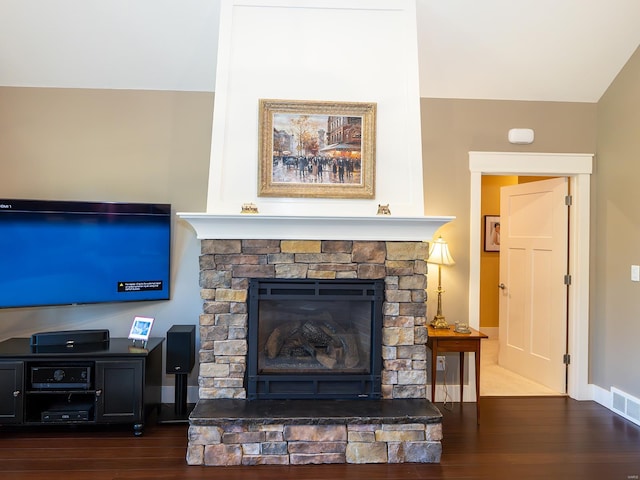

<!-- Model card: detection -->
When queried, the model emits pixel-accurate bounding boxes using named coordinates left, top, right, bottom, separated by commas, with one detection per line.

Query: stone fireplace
left=178, top=0, right=455, bottom=467
left=186, top=238, right=444, bottom=465
left=196, top=239, right=432, bottom=401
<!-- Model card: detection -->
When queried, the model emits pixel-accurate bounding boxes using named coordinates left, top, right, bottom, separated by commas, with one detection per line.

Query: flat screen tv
left=0, top=199, right=171, bottom=309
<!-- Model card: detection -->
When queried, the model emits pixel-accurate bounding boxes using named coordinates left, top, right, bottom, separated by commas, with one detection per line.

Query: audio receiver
left=30, top=365, right=91, bottom=389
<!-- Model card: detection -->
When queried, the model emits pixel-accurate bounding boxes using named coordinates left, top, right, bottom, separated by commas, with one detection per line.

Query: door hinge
left=563, top=354, right=571, bottom=365
left=565, top=195, right=572, bottom=206
left=564, top=274, right=572, bottom=285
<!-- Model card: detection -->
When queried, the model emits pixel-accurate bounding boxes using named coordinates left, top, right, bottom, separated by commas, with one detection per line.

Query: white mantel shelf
left=177, top=213, right=455, bottom=242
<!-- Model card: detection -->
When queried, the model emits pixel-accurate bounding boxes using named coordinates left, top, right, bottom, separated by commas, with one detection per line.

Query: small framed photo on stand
left=128, top=316, right=154, bottom=348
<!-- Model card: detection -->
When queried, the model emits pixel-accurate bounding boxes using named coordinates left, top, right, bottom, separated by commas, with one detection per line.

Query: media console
left=0, top=337, right=163, bottom=435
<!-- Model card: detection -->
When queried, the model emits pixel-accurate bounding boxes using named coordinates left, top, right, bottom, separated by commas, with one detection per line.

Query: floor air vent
left=611, top=387, right=640, bottom=426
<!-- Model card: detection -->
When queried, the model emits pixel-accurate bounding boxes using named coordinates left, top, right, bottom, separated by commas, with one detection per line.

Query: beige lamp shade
left=427, top=236, right=456, bottom=330
left=428, top=237, right=455, bottom=266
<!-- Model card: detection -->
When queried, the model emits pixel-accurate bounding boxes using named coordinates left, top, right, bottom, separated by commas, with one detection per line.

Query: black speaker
left=30, top=329, right=110, bottom=347
left=162, top=324, right=196, bottom=421
left=166, top=325, right=195, bottom=374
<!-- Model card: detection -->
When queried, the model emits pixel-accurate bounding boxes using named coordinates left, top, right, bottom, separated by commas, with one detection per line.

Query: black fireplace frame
left=247, top=278, right=384, bottom=400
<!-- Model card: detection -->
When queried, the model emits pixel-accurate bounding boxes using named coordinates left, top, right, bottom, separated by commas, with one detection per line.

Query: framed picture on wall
left=484, top=215, right=500, bottom=252
left=257, top=99, right=376, bottom=199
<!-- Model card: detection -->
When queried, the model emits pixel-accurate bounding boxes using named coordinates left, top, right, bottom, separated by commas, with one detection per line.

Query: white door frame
left=469, top=151, right=593, bottom=401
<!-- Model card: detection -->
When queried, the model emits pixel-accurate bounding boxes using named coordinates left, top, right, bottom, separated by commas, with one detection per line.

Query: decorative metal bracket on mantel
left=176, top=213, right=455, bottom=242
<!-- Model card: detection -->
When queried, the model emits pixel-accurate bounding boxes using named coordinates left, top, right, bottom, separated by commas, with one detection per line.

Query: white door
left=498, top=177, right=569, bottom=393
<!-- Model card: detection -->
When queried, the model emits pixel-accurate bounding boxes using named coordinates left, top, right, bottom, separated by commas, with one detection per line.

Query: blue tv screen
left=0, top=199, right=171, bottom=309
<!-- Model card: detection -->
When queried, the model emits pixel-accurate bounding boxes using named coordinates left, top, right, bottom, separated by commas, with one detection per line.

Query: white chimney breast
left=179, top=0, right=455, bottom=241
left=205, top=0, right=426, bottom=217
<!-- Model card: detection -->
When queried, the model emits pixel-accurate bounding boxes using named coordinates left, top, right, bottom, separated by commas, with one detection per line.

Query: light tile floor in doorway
left=480, top=338, right=561, bottom=396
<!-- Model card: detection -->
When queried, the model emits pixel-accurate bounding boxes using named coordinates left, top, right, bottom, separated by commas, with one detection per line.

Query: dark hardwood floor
left=1, top=397, right=639, bottom=480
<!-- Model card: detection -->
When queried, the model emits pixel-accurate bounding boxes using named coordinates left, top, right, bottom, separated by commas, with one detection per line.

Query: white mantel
left=177, top=213, right=453, bottom=241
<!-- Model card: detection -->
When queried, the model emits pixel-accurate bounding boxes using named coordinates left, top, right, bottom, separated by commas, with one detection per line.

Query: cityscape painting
left=258, top=99, right=376, bottom=198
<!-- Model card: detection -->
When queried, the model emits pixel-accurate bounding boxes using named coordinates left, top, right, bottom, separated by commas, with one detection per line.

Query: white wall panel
left=206, top=0, right=425, bottom=217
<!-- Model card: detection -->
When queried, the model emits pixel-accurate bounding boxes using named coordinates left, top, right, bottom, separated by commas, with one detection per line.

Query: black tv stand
left=0, top=337, right=163, bottom=436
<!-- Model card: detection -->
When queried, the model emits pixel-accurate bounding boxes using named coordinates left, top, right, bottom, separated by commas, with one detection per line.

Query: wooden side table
left=426, top=325, right=488, bottom=423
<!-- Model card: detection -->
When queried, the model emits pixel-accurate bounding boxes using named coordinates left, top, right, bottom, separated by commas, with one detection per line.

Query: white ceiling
left=1, top=0, right=639, bottom=102
left=418, top=0, right=640, bottom=102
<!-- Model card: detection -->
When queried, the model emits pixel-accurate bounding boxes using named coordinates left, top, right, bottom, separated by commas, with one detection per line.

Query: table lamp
left=428, top=236, right=455, bottom=329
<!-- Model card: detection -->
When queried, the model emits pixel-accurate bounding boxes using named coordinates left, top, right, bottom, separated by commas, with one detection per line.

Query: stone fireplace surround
left=186, top=238, right=443, bottom=466
left=179, top=1, right=453, bottom=465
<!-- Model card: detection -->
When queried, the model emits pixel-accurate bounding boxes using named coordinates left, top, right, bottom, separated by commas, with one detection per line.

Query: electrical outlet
left=436, top=356, right=446, bottom=371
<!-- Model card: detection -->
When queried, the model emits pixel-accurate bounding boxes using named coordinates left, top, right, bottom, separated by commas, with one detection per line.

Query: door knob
left=498, top=283, right=506, bottom=289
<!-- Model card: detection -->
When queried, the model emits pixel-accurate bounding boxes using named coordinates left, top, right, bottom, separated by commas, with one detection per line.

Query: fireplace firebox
left=247, top=278, right=384, bottom=400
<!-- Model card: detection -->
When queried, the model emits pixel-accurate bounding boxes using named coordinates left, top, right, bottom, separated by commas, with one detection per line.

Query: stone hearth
left=186, top=238, right=443, bottom=466
left=188, top=399, right=442, bottom=465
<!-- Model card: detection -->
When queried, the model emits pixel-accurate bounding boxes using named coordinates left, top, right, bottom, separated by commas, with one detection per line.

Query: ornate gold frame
left=258, top=99, right=376, bottom=198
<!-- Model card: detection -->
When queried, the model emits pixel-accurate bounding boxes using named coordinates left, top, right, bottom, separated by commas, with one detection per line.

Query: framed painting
left=258, top=99, right=376, bottom=198
left=484, top=215, right=501, bottom=252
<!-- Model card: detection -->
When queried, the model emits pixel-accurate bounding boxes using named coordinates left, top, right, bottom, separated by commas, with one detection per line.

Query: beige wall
left=595, top=46, right=640, bottom=398
left=0, top=87, right=214, bottom=395
left=5, top=84, right=628, bottom=397
left=0, top=88, right=212, bottom=207
left=421, top=98, right=597, bottom=336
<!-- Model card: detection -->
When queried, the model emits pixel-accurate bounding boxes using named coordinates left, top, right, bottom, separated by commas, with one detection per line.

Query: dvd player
left=41, top=402, right=94, bottom=423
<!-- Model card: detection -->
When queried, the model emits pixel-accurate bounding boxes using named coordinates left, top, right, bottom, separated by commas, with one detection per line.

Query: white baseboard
left=162, top=382, right=609, bottom=406
left=430, top=383, right=478, bottom=403
left=162, top=385, right=200, bottom=404
left=591, top=384, right=611, bottom=409
left=591, top=384, right=640, bottom=426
